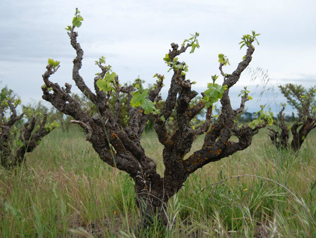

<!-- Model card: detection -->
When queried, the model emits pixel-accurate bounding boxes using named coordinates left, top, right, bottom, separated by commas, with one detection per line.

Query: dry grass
left=1, top=126, right=316, bottom=237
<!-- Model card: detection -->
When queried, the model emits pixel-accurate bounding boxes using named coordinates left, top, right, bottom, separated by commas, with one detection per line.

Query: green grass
left=0, top=126, right=316, bottom=237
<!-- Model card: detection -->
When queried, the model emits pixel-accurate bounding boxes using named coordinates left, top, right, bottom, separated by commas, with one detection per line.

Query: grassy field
left=0, top=126, right=316, bottom=237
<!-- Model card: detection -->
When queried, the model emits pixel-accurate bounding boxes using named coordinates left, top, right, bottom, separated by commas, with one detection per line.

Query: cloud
left=1, top=0, right=315, bottom=112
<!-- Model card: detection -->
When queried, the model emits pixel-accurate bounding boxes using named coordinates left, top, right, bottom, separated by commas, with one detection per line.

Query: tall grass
left=0, top=126, right=315, bottom=237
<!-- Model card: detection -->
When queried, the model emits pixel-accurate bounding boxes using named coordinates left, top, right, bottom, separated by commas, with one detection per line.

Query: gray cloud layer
left=1, top=0, right=315, bottom=114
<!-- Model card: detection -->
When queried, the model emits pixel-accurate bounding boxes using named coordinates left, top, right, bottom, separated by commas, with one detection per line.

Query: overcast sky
left=1, top=0, right=315, bottom=114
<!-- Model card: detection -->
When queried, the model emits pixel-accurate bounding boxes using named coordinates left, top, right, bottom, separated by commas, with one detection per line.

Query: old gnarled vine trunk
left=269, top=84, right=316, bottom=152
left=0, top=87, right=56, bottom=169
left=41, top=13, right=268, bottom=229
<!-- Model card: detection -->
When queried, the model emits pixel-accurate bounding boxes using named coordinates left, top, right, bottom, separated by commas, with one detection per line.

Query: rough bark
left=269, top=85, right=316, bottom=152
left=270, top=114, right=316, bottom=152
left=269, top=105, right=290, bottom=149
left=0, top=100, right=55, bottom=169
left=41, top=27, right=266, bottom=229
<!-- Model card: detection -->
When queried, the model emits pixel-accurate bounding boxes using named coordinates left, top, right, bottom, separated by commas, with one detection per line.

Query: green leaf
left=238, top=86, right=251, bottom=97
left=14, top=98, right=21, bottom=107
left=48, top=58, right=54, bottom=65
left=240, top=44, right=246, bottom=49
left=96, top=79, right=110, bottom=92
left=72, top=18, right=82, bottom=28
left=248, top=106, right=273, bottom=129
left=248, top=120, right=259, bottom=129
left=218, top=54, right=225, bottom=64
left=142, top=99, right=155, bottom=114
left=190, top=45, right=196, bottom=53
left=130, top=87, right=156, bottom=114
left=173, top=64, right=183, bottom=71
left=211, top=75, right=219, bottom=84
left=48, top=58, right=60, bottom=69
left=75, top=8, right=80, bottom=15
left=239, top=31, right=260, bottom=49
left=45, top=121, right=59, bottom=132
left=95, top=56, right=106, bottom=65
left=202, top=83, right=227, bottom=107
left=104, top=72, right=117, bottom=82
left=163, top=54, right=171, bottom=63
left=218, top=54, right=230, bottom=66
left=71, top=8, right=84, bottom=28
left=96, top=71, right=117, bottom=92
left=182, top=32, right=200, bottom=54
left=131, top=90, right=148, bottom=107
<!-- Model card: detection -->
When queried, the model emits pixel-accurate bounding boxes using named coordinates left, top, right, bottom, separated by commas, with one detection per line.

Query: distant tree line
left=238, top=111, right=297, bottom=123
